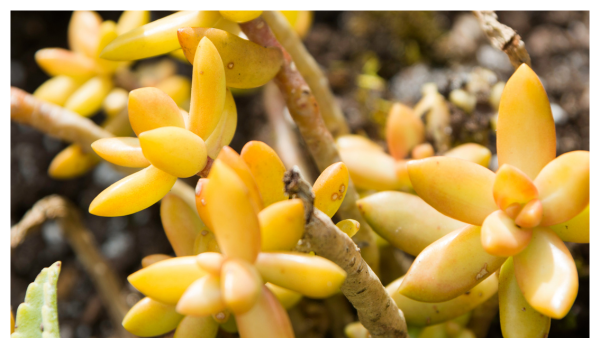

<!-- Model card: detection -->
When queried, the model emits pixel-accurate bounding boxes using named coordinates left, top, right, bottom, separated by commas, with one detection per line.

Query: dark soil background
left=11, top=11, right=589, bottom=338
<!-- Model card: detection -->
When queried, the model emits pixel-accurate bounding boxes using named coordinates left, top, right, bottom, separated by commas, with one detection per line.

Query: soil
left=11, top=11, right=589, bottom=338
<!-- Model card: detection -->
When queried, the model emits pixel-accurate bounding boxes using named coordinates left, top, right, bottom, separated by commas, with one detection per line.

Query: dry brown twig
left=240, top=16, right=380, bottom=272
left=284, top=167, right=408, bottom=338
left=11, top=195, right=134, bottom=338
left=473, top=11, right=531, bottom=69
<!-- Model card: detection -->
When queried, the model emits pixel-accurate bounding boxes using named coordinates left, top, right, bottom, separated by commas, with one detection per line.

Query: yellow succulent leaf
left=33, top=75, right=83, bottom=106
left=411, top=143, right=434, bottom=160
left=265, top=283, right=302, bottom=310
left=48, top=144, right=99, bottom=180
left=357, top=191, right=467, bottom=256
left=89, top=165, right=176, bottom=216
left=255, top=252, right=346, bottom=298
left=493, top=164, right=539, bottom=213
left=534, top=150, right=589, bottom=226
left=177, top=275, right=226, bottom=317
left=407, top=156, right=497, bottom=226
left=116, top=10, right=151, bottom=35
left=141, top=254, right=172, bottom=268
left=336, top=134, right=385, bottom=153
left=161, top=193, right=205, bottom=256
left=497, top=64, right=556, bottom=180
left=196, top=252, right=224, bottom=276
left=188, top=37, right=226, bottom=140
left=156, top=75, right=192, bottom=109
left=64, top=76, right=113, bottom=117
left=177, top=27, right=283, bottom=88
left=394, top=160, right=413, bottom=190
left=170, top=49, right=190, bottom=63
left=259, top=199, right=305, bottom=252
left=335, top=219, right=360, bottom=238
left=313, top=162, right=349, bottom=218
left=174, top=315, right=219, bottom=338
left=218, top=11, right=263, bottom=23
left=102, top=87, right=129, bottom=116
left=499, top=258, right=551, bottom=338
left=514, top=199, right=543, bottom=228
left=101, top=11, right=221, bottom=61
left=68, top=11, right=102, bottom=59
left=213, top=16, right=242, bottom=36
left=398, top=225, right=506, bottom=302
left=139, top=126, right=207, bottom=178
left=481, top=210, right=532, bottom=257
left=280, top=11, right=313, bottom=38
left=205, top=159, right=261, bottom=263
left=35, top=48, right=97, bottom=80
left=340, top=148, right=401, bottom=191
left=513, top=227, right=578, bottom=319
left=128, top=256, right=206, bottom=305
left=91, top=137, right=150, bottom=168
left=240, top=141, right=287, bottom=207
left=195, top=178, right=214, bottom=231
left=221, top=259, right=263, bottom=315
left=204, top=89, right=238, bottom=159
left=193, top=227, right=220, bottom=254
left=443, top=143, right=492, bottom=168
left=418, top=323, right=448, bottom=338
left=550, top=205, right=589, bottom=243
left=123, top=297, right=183, bottom=337
left=128, top=87, right=185, bottom=136
left=214, top=146, right=262, bottom=211
left=386, top=103, right=425, bottom=160
left=235, top=286, right=295, bottom=338
left=387, top=273, right=498, bottom=326
left=96, top=20, right=119, bottom=57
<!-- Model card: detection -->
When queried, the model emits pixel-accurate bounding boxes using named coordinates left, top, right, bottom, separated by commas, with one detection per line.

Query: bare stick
left=11, top=195, right=133, bottom=338
left=473, top=11, right=531, bottom=70
left=240, top=17, right=380, bottom=272
left=262, top=11, right=350, bottom=138
left=285, top=168, right=407, bottom=338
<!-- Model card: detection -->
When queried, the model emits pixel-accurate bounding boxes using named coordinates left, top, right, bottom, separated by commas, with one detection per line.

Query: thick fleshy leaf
left=33, top=76, right=83, bottom=106
left=398, top=225, right=506, bottom=302
left=499, top=258, right=551, bottom=338
left=116, top=10, right=151, bottom=35
left=128, top=256, right=206, bottom=305
left=205, top=160, right=261, bottom=262
left=64, top=76, right=113, bottom=117
left=140, top=126, right=207, bottom=178
left=265, top=283, right=302, bottom=310
left=550, top=205, right=589, bottom=243
left=514, top=199, right=543, bottom=228
left=534, top=150, right=589, bottom=226
left=35, top=48, right=97, bottom=79
left=345, top=322, right=370, bottom=338
left=195, top=178, right=214, bottom=231
left=394, top=160, right=413, bottom=190
left=340, top=148, right=401, bottom=191
left=177, top=275, right=226, bottom=317
left=444, top=143, right=492, bottom=168
left=513, top=227, right=578, bottom=318
left=259, top=199, right=305, bottom=251
left=156, top=75, right=192, bottom=109
left=497, top=64, right=556, bottom=179
left=219, top=11, right=263, bottom=23
left=89, top=165, right=176, bottom=216
left=188, top=37, right=226, bottom=140
left=280, top=11, right=313, bottom=38
left=102, top=87, right=129, bottom=116
left=357, top=191, right=467, bottom=256
left=493, top=164, right=538, bottom=213
left=91, top=137, right=150, bottom=168
left=221, top=259, right=263, bottom=314
left=68, top=11, right=102, bottom=58
left=313, top=162, right=349, bottom=217
left=408, top=156, right=497, bottom=225
left=387, top=273, right=498, bottom=326
left=335, top=219, right=360, bottom=238
left=240, top=141, right=287, bottom=207
left=196, top=252, right=224, bottom=276
left=96, top=21, right=119, bottom=65
left=216, top=146, right=263, bottom=212
left=481, top=210, right=532, bottom=257
left=122, top=297, right=183, bottom=337
left=255, top=252, right=346, bottom=298
left=141, top=254, right=172, bottom=267
left=178, top=27, right=283, bottom=89
left=336, top=134, right=385, bottom=153
left=174, top=315, right=219, bottom=338
left=386, top=103, right=425, bottom=160
left=101, top=11, right=221, bottom=60
left=235, top=286, right=295, bottom=338
left=48, top=144, right=99, bottom=180
left=128, top=87, right=185, bottom=136
left=193, top=230, right=220, bottom=255
left=161, top=193, right=205, bottom=256
left=411, top=143, right=434, bottom=160
left=204, top=89, right=238, bottom=159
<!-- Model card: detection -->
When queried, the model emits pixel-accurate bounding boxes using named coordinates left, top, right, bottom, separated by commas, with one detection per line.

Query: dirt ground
left=11, top=11, right=589, bottom=338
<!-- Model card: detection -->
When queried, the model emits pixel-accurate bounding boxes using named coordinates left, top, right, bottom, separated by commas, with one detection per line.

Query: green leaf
left=12, top=261, right=62, bottom=338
